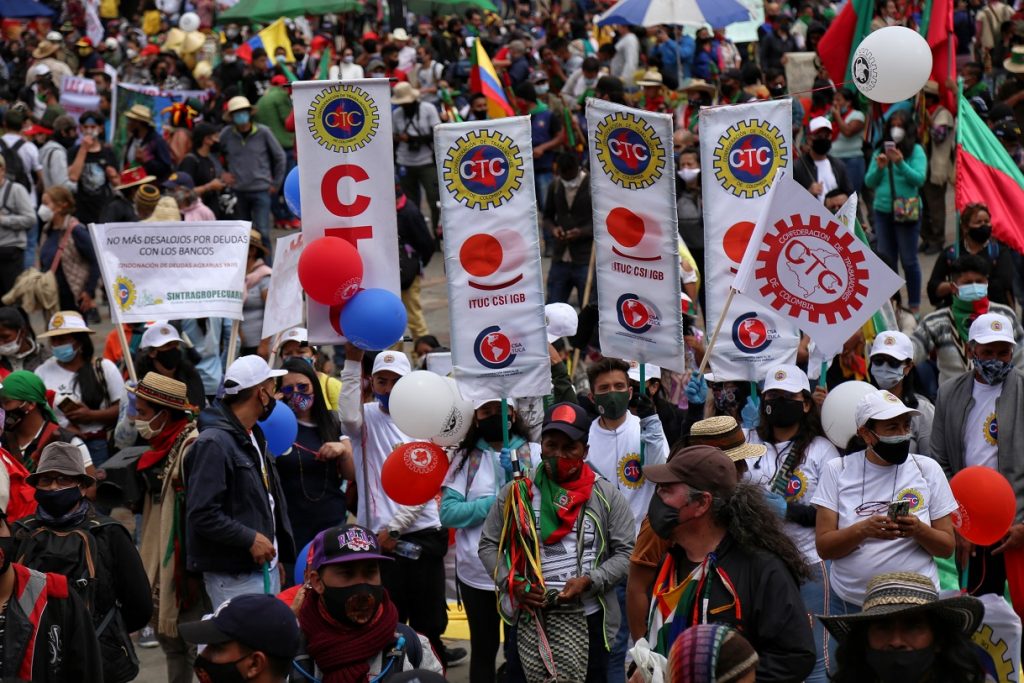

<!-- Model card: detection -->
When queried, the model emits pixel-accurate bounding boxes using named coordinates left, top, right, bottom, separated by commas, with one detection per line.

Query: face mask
left=968, top=224, right=993, bottom=244
left=864, top=646, right=936, bottom=683
left=287, top=392, right=314, bottom=413
left=974, top=357, right=1013, bottom=385
left=811, top=138, right=832, bottom=155
left=648, top=494, right=680, bottom=539
left=764, top=397, right=804, bottom=428
left=37, top=205, right=54, bottom=223
left=233, top=111, right=250, bottom=126
left=543, top=455, right=583, bottom=483
left=769, top=84, right=786, bottom=97
left=0, top=536, right=13, bottom=575
left=224, top=53, right=238, bottom=63
left=374, top=391, right=390, bottom=412
left=343, top=55, right=354, bottom=63
left=4, top=404, right=28, bottom=430
left=472, top=110, right=488, bottom=120
left=259, top=390, right=276, bottom=422
left=477, top=413, right=506, bottom=442
left=126, top=48, right=138, bottom=59
left=322, top=583, right=384, bottom=627
left=0, top=333, right=21, bottom=356
left=713, top=387, right=738, bottom=413
left=35, top=486, right=83, bottom=518
left=135, top=411, right=164, bottom=440
left=155, top=348, right=180, bottom=370
left=594, top=390, right=630, bottom=421
left=52, top=343, right=78, bottom=363
left=536, top=84, right=549, bottom=95
left=869, top=431, right=912, bottom=465
left=871, top=362, right=906, bottom=390
left=209, top=141, right=222, bottom=155
left=678, top=167, right=700, bottom=183
left=890, top=126, right=906, bottom=143
left=193, top=654, right=246, bottom=683
left=401, top=102, right=418, bottom=116
left=955, top=282, right=989, bottom=302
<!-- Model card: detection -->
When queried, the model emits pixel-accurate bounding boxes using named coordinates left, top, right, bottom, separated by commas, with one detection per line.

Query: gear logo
left=785, top=471, right=808, bottom=501
left=443, top=130, right=524, bottom=210
left=474, top=325, right=521, bottom=369
left=852, top=50, right=877, bottom=93
left=972, top=624, right=1015, bottom=682
left=618, top=454, right=645, bottom=489
left=307, top=85, right=379, bottom=152
left=616, top=293, right=657, bottom=334
left=984, top=412, right=998, bottom=446
left=732, top=312, right=774, bottom=354
left=898, top=488, right=924, bottom=513
left=114, top=277, right=137, bottom=311
left=754, top=213, right=870, bottom=324
left=405, top=445, right=440, bottom=475
left=595, top=112, right=665, bottom=190
left=713, top=120, right=788, bottom=198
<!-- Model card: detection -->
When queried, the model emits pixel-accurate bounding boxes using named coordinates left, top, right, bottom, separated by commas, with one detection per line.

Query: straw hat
left=391, top=82, right=421, bottom=105
left=682, top=78, right=716, bottom=96
left=637, top=69, right=664, bottom=87
left=114, top=166, right=157, bottom=191
left=124, top=104, right=156, bottom=127
left=146, top=196, right=182, bottom=222
left=226, top=96, right=252, bottom=114
left=38, top=311, right=95, bottom=338
left=32, top=40, right=60, bottom=59
left=128, top=371, right=196, bottom=412
left=1005, top=46, right=1024, bottom=74
left=687, top=416, right=767, bottom=462
left=248, top=229, right=269, bottom=256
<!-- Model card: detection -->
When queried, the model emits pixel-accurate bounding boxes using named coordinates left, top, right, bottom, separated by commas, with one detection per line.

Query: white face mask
left=135, top=411, right=165, bottom=440
left=677, top=167, right=701, bottom=182
left=37, top=204, right=54, bottom=223
left=224, top=54, right=237, bottom=63
left=536, top=83, right=549, bottom=95
left=0, top=335, right=19, bottom=357
left=343, top=55, right=354, bottom=63
left=890, top=126, right=906, bottom=143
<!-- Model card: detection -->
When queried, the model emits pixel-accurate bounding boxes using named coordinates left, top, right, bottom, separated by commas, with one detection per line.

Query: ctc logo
left=461, top=156, right=505, bottom=179
left=459, top=229, right=527, bottom=290
left=785, top=239, right=843, bottom=295
left=730, top=146, right=771, bottom=167
left=608, top=138, right=648, bottom=163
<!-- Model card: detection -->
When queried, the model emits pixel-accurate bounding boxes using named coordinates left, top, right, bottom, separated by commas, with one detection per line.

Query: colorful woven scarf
left=951, top=295, right=990, bottom=343
left=649, top=551, right=741, bottom=656
left=533, top=461, right=595, bottom=545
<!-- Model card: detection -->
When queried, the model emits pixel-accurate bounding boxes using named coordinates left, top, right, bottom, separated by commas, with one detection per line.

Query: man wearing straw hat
left=392, top=82, right=441, bottom=235
left=100, top=166, right=155, bottom=223
left=122, top=104, right=173, bottom=183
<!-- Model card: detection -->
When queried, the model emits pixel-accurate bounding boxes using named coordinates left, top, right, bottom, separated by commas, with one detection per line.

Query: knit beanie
left=134, top=184, right=161, bottom=214
left=668, top=624, right=759, bottom=683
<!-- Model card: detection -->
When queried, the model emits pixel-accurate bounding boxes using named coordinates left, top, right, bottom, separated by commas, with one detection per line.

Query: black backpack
left=0, top=139, right=31, bottom=190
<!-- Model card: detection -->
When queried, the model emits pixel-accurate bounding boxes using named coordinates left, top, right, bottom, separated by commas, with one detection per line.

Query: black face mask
left=0, top=536, right=14, bottom=575
left=35, top=486, right=83, bottom=518
left=769, top=85, right=786, bottom=97
left=864, top=646, right=936, bottom=683
left=4, top=406, right=28, bottom=430
left=322, top=583, right=384, bottom=627
left=968, top=224, right=992, bottom=244
left=193, top=654, right=247, bottom=683
left=870, top=432, right=912, bottom=465
left=155, top=348, right=181, bottom=370
left=764, top=397, right=805, bottom=428
left=209, top=141, right=222, bottom=155
left=477, top=414, right=507, bottom=443
left=259, top=391, right=276, bottom=422
left=647, top=494, right=680, bottom=539
left=402, top=102, right=419, bottom=116
left=811, top=137, right=832, bottom=155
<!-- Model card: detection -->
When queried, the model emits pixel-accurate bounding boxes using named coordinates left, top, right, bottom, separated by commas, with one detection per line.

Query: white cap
left=855, top=389, right=920, bottom=427
left=627, top=361, right=661, bottom=382
left=472, top=397, right=517, bottom=410
left=969, top=313, right=1016, bottom=346
left=545, top=303, right=578, bottom=343
left=392, top=27, right=410, bottom=41
left=809, top=116, right=832, bottom=133
left=32, top=64, right=51, bottom=77
left=46, top=31, right=62, bottom=42
left=223, top=355, right=286, bottom=394
left=38, top=310, right=93, bottom=338
left=870, top=330, right=913, bottom=361
left=763, top=364, right=810, bottom=394
left=274, top=327, right=308, bottom=351
left=140, top=322, right=188, bottom=349
left=371, top=351, right=411, bottom=378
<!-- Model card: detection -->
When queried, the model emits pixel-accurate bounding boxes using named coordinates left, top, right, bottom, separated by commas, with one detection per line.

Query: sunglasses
left=280, top=383, right=312, bottom=396
left=871, top=356, right=905, bottom=369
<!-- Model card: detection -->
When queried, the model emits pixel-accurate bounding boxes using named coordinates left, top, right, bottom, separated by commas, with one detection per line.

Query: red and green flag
left=816, top=0, right=874, bottom=85
left=956, top=89, right=1024, bottom=253
left=919, top=0, right=957, bottom=110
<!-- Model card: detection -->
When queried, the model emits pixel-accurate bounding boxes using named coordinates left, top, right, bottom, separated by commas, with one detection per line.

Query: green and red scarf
left=533, top=461, right=596, bottom=545
left=951, top=295, right=990, bottom=343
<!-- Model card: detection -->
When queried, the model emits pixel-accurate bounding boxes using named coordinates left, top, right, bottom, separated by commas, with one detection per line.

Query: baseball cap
left=542, top=402, right=592, bottom=443
left=162, top=171, right=195, bottom=190
left=870, top=331, right=913, bottom=361
left=855, top=390, right=920, bottom=428
left=274, top=327, right=308, bottom=351
left=371, top=351, right=411, bottom=377
left=223, top=355, right=286, bottom=394
left=178, top=594, right=300, bottom=660
left=627, top=361, right=661, bottom=383
left=809, top=116, right=833, bottom=133
left=545, top=303, right=578, bottom=343
left=969, top=313, right=1016, bottom=345
left=529, top=70, right=549, bottom=84
left=311, top=524, right=392, bottom=570
left=140, top=322, right=189, bottom=349
left=271, top=74, right=289, bottom=87
left=472, top=397, right=516, bottom=410
left=643, top=445, right=737, bottom=494
left=763, top=364, right=809, bottom=394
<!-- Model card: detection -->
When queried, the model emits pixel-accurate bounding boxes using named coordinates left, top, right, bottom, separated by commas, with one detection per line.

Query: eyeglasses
left=280, top=383, right=312, bottom=396
left=35, top=475, right=79, bottom=488
left=855, top=501, right=890, bottom=517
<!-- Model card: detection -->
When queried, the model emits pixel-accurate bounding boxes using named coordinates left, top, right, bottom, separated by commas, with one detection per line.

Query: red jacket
left=0, top=447, right=35, bottom=522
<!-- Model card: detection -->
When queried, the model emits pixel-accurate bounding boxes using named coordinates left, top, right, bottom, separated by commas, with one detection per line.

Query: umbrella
left=406, top=0, right=497, bottom=14
left=0, top=0, right=56, bottom=18
left=219, top=0, right=363, bottom=23
left=597, top=0, right=749, bottom=28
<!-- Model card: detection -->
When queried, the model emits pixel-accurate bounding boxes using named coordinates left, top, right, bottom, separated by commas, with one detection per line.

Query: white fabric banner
left=586, top=99, right=684, bottom=372
left=60, top=76, right=101, bottom=123
left=292, top=79, right=400, bottom=344
left=434, top=117, right=552, bottom=401
left=261, top=233, right=306, bottom=339
left=700, top=99, right=801, bottom=381
left=734, top=173, right=904, bottom=357
left=89, top=221, right=250, bottom=322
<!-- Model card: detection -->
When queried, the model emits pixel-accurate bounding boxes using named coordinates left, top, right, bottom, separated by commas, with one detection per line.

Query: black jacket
left=397, top=198, right=435, bottom=269
left=544, top=176, right=593, bottom=265
left=185, top=403, right=296, bottom=574
left=662, top=536, right=815, bottom=682
left=792, top=153, right=853, bottom=199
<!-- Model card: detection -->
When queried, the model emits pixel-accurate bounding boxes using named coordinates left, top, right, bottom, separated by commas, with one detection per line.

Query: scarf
left=650, top=551, right=741, bottom=656
left=533, top=460, right=595, bottom=544
left=137, top=417, right=189, bottom=471
left=36, top=497, right=90, bottom=527
left=951, top=295, right=990, bottom=342
left=299, top=589, right=400, bottom=683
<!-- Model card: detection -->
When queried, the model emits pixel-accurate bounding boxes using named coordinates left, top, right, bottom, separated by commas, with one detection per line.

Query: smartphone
left=58, top=397, right=83, bottom=414
left=884, top=141, right=896, bottom=152
left=888, top=500, right=911, bottom=520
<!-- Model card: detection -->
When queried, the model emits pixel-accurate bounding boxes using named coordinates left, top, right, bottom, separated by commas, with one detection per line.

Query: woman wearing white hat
left=867, top=331, right=934, bottom=456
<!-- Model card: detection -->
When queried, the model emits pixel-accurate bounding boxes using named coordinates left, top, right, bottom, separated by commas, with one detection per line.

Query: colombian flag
left=236, top=18, right=295, bottom=65
left=470, top=40, right=513, bottom=119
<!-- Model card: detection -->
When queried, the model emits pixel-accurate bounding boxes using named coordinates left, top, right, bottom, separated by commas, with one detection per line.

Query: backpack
left=0, top=139, right=31, bottom=190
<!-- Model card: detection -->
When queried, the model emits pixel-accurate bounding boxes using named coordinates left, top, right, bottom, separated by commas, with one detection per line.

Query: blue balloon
left=284, top=166, right=301, bottom=218
left=294, top=539, right=313, bottom=585
left=340, top=288, right=408, bottom=351
left=257, top=401, right=298, bottom=456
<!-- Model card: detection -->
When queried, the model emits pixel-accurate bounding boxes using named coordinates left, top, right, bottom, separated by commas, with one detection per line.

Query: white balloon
left=431, top=378, right=474, bottom=447
left=820, top=381, right=876, bottom=450
left=179, top=12, right=201, bottom=32
left=389, top=371, right=457, bottom=439
left=851, top=26, right=932, bottom=103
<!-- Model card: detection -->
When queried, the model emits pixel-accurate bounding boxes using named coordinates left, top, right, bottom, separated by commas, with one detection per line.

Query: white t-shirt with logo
left=813, top=158, right=838, bottom=201
left=964, top=379, right=1000, bottom=470
left=811, top=451, right=958, bottom=605
left=35, top=357, right=125, bottom=435
left=744, top=435, right=840, bottom=563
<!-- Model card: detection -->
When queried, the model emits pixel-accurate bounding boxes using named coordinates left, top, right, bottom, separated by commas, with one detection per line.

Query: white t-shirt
left=813, top=158, right=838, bottom=201
left=811, top=452, right=958, bottom=605
left=531, top=486, right=600, bottom=615
left=443, top=442, right=541, bottom=591
left=249, top=431, right=278, bottom=571
left=744, top=435, right=840, bottom=563
left=964, top=380, right=1000, bottom=469
left=35, top=357, right=125, bottom=435
left=586, top=412, right=668, bottom=535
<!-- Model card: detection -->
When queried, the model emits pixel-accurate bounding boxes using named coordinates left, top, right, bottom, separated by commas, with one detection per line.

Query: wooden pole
left=570, top=245, right=599, bottom=374
left=115, top=321, right=137, bottom=384
left=696, top=288, right=736, bottom=376
left=225, top=319, right=241, bottom=366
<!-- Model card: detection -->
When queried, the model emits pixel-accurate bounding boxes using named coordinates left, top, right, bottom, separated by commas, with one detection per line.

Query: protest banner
left=435, top=117, right=552, bottom=401
left=89, top=221, right=250, bottom=323
left=733, top=173, right=904, bottom=357
left=59, top=76, right=101, bottom=124
left=784, top=52, right=818, bottom=96
left=113, top=82, right=212, bottom=159
left=586, top=99, right=684, bottom=372
left=291, top=79, right=400, bottom=344
left=700, top=99, right=801, bottom=380
left=261, top=233, right=305, bottom=340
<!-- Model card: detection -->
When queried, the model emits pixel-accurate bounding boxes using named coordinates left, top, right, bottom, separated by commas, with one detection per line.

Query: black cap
left=178, top=594, right=300, bottom=660
left=995, top=120, right=1021, bottom=141
left=541, top=402, right=592, bottom=443
left=722, top=68, right=743, bottom=82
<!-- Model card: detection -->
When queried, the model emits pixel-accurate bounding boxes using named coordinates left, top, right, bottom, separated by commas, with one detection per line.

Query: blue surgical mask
left=374, top=392, right=390, bottom=412
left=233, top=111, right=251, bottom=126
left=871, top=361, right=906, bottom=390
left=52, top=343, right=78, bottom=363
left=956, top=283, right=989, bottom=302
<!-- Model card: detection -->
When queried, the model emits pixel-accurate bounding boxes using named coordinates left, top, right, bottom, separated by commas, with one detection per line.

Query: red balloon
left=298, top=237, right=363, bottom=306
left=950, top=466, right=1016, bottom=546
left=381, top=442, right=450, bottom=506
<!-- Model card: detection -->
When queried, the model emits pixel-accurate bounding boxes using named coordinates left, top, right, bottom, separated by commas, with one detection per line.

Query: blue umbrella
left=0, top=0, right=57, bottom=18
left=597, top=0, right=749, bottom=28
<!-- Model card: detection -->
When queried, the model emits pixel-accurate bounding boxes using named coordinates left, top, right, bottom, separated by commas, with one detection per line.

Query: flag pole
left=696, top=288, right=736, bottom=376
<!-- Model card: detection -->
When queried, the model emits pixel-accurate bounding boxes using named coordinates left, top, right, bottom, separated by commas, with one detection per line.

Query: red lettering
left=325, top=226, right=373, bottom=249
left=321, top=164, right=371, bottom=217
